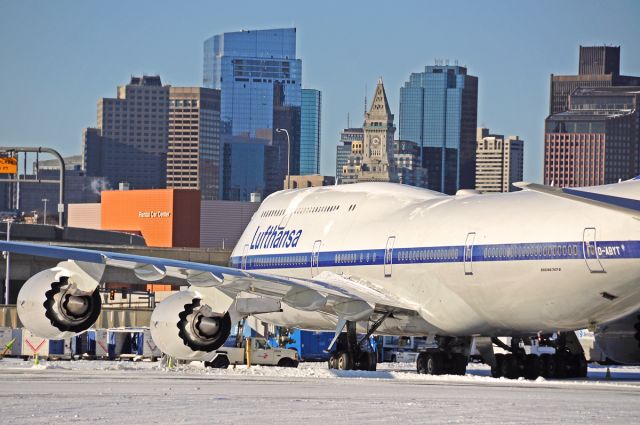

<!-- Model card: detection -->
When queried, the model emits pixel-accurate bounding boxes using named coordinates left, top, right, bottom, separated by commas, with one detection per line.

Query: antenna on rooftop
left=364, top=84, right=368, bottom=117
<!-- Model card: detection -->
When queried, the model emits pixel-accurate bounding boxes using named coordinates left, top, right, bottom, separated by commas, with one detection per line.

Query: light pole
left=4, top=219, right=11, bottom=304
left=42, top=198, right=48, bottom=225
left=276, top=128, right=291, bottom=189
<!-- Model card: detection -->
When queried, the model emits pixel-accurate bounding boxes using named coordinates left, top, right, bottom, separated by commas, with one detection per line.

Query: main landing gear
left=416, top=337, right=470, bottom=376
left=327, top=321, right=378, bottom=371
left=490, top=334, right=588, bottom=380
left=328, top=314, right=391, bottom=372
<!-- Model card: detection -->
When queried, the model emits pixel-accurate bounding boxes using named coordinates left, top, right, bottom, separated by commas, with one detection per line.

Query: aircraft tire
left=328, top=354, right=337, bottom=369
left=416, top=352, right=427, bottom=374
left=500, top=354, right=519, bottom=379
left=575, top=354, right=588, bottom=378
left=450, top=353, right=467, bottom=375
left=369, top=352, right=378, bottom=371
left=539, top=354, right=555, bottom=378
left=425, top=352, right=444, bottom=375
left=555, top=354, right=568, bottom=378
left=362, top=351, right=377, bottom=371
left=491, top=354, right=504, bottom=378
left=524, top=354, right=540, bottom=380
left=337, top=351, right=352, bottom=370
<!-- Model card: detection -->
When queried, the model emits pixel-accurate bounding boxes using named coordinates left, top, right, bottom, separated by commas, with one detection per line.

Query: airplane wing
left=513, top=181, right=640, bottom=217
left=0, top=241, right=417, bottom=322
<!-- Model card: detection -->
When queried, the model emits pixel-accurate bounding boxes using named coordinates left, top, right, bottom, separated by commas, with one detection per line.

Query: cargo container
left=14, top=328, right=49, bottom=358
left=86, top=329, right=110, bottom=358
left=0, top=327, right=14, bottom=356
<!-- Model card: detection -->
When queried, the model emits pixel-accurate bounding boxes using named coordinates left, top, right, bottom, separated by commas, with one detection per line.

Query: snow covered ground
left=1, top=358, right=639, bottom=424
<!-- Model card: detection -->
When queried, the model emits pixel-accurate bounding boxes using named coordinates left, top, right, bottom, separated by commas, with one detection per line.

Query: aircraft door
left=464, top=232, right=475, bottom=275
left=384, top=236, right=396, bottom=277
left=311, top=240, right=322, bottom=277
left=583, top=227, right=605, bottom=273
left=241, top=244, right=249, bottom=270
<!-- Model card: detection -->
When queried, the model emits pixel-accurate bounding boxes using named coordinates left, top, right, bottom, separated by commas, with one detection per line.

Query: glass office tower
left=300, top=89, right=321, bottom=175
left=399, top=65, right=478, bottom=194
left=203, top=28, right=302, bottom=200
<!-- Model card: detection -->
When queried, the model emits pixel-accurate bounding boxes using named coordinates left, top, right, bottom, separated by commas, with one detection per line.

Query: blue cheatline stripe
left=563, top=188, right=640, bottom=212
left=229, top=240, right=640, bottom=270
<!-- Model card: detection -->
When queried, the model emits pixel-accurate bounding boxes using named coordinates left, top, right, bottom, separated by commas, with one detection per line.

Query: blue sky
left=1, top=0, right=638, bottom=183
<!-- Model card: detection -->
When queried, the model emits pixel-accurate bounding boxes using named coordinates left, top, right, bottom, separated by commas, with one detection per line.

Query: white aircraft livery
left=1, top=178, right=639, bottom=379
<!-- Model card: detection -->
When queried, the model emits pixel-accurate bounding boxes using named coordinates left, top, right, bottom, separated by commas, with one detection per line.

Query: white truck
left=204, top=337, right=299, bottom=368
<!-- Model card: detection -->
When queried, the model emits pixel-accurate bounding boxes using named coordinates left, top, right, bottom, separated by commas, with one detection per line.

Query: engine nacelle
left=594, top=311, right=640, bottom=365
left=17, top=261, right=103, bottom=340
left=150, top=290, right=232, bottom=361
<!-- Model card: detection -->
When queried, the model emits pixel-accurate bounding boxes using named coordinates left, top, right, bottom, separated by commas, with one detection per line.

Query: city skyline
left=1, top=0, right=639, bottom=184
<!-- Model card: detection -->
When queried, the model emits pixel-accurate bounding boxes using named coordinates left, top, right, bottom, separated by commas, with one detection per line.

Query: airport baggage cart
left=87, top=329, right=110, bottom=358
left=142, top=329, right=161, bottom=360
left=72, top=332, right=91, bottom=357
left=16, top=328, right=49, bottom=358
left=108, top=329, right=131, bottom=358
left=0, top=327, right=14, bottom=357
left=48, top=337, right=73, bottom=359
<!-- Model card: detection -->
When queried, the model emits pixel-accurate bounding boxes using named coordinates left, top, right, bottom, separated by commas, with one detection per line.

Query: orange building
left=101, top=189, right=200, bottom=247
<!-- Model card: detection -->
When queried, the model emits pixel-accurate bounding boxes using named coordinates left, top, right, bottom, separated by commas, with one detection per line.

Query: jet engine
left=17, top=261, right=103, bottom=340
left=594, top=311, right=640, bottom=365
left=150, top=290, right=232, bottom=361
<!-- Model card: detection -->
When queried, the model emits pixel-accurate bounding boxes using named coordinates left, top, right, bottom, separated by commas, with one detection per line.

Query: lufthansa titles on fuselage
left=250, top=225, right=302, bottom=250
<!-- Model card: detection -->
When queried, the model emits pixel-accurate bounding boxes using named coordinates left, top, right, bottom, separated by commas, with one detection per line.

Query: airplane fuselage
left=229, top=183, right=640, bottom=337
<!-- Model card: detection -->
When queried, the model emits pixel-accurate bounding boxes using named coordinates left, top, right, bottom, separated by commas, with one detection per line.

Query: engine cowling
left=17, top=261, right=102, bottom=340
left=150, top=290, right=232, bottom=361
left=594, top=311, right=640, bottom=365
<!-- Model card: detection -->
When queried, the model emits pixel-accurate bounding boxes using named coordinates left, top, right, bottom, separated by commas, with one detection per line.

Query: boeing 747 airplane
left=1, top=178, right=639, bottom=379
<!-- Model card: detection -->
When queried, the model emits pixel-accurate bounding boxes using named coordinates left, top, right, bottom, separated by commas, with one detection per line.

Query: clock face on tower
left=372, top=137, right=381, bottom=147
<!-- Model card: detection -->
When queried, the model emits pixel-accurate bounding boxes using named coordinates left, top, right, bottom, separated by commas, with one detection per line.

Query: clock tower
left=360, top=79, right=397, bottom=182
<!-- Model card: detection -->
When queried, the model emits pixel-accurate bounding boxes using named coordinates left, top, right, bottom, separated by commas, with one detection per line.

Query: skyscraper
left=167, top=87, right=221, bottom=200
left=549, top=46, right=640, bottom=114
left=336, top=128, right=363, bottom=182
left=300, top=89, right=321, bottom=175
left=399, top=65, right=478, bottom=194
left=545, top=86, right=640, bottom=187
left=475, top=128, right=524, bottom=193
left=83, top=76, right=169, bottom=189
left=203, top=28, right=302, bottom=200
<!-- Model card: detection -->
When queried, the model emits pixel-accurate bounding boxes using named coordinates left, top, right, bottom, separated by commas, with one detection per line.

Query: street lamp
left=42, top=198, right=48, bottom=225
left=3, top=218, right=13, bottom=304
left=276, top=128, right=291, bottom=190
